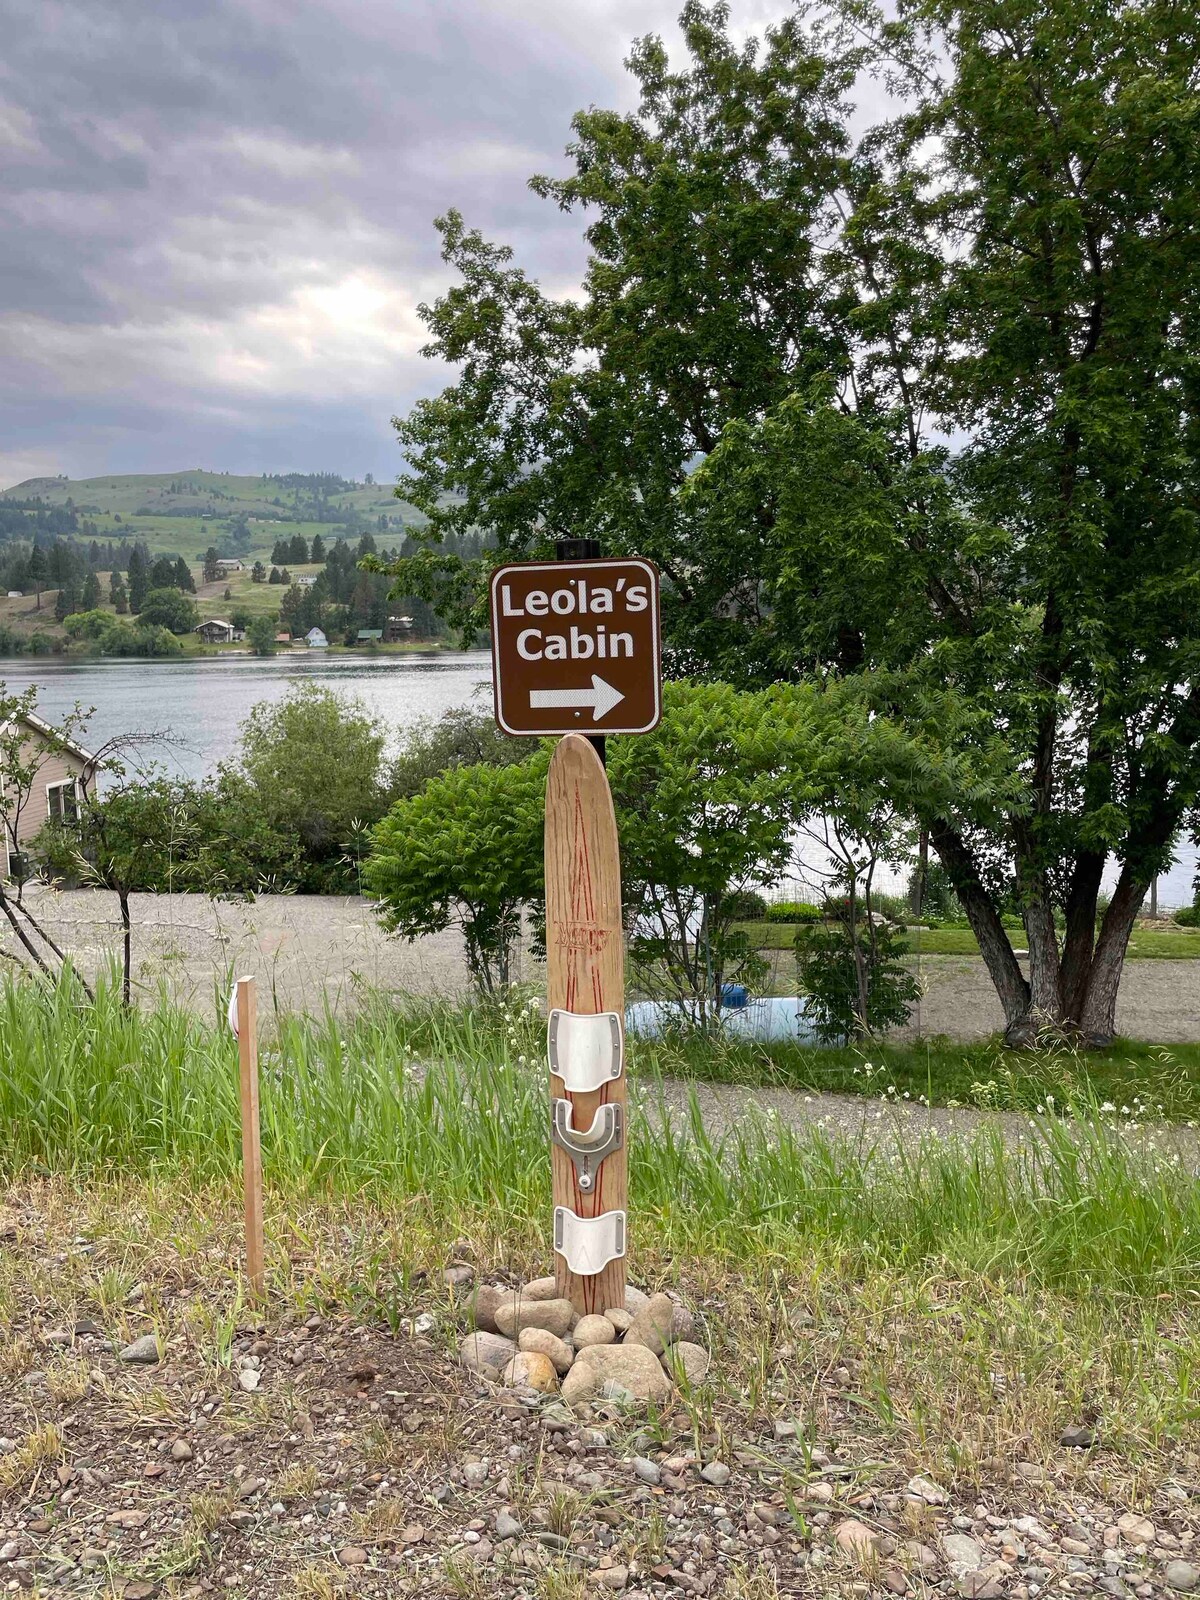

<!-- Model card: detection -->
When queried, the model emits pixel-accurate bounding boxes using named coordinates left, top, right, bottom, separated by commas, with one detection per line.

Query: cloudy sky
left=0, top=0, right=792, bottom=489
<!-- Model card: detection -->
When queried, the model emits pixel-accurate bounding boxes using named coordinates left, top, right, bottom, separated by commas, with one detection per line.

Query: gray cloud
left=0, top=0, right=790, bottom=485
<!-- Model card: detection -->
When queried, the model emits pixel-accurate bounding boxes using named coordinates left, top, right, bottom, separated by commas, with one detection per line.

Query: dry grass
left=293, top=1564, right=344, bottom=1599
left=1, top=1169, right=1195, bottom=1508
left=0, top=1165, right=1197, bottom=1597
left=0, top=1422, right=62, bottom=1496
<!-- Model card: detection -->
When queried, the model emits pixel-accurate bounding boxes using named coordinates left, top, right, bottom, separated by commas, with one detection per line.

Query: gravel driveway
left=8, top=888, right=1198, bottom=1045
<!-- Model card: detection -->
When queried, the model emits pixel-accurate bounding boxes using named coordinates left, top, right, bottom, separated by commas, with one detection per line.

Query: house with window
left=0, top=713, right=97, bottom=877
left=215, top=558, right=244, bottom=574
left=195, top=619, right=236, bottom=644
left=305, top=627, right=328, bottom=648
left=356, top=628, right=383, bottom=644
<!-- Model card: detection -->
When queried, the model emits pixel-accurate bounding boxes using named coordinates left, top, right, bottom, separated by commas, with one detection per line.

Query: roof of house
left=274, top=632, right=292, bottom=642
left=195, top=618, right=233, bottom=631
left=306, top=627, right=327, bottom=639
left=3, top=712, right=98, bottom=770
left=357, top=628, right=383, bottom=640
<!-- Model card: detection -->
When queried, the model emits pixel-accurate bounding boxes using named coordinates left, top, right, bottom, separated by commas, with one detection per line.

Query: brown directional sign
left=490, top=557, right=662, bottom=737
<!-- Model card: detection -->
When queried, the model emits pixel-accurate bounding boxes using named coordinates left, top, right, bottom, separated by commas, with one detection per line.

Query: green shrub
left=386, top=707, right=528, bottom=802
left=763, top=900, right=823, bottom=923
left=1175, top=904, right=1200, bottom=928
left=720, top=889, right=768, bottom=920
left=136, top=587, right=199, bottom=634
left=366, top=757, right=547, bottom=996
left=907, top=861, right=962, bottom=921
left=795, top=920, right=919, bottom=1042
left=871, top=891, right=910, bottom=921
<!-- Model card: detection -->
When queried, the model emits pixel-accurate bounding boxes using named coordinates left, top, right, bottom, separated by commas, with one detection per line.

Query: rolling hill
left=0, top=470, right=423, bottom=565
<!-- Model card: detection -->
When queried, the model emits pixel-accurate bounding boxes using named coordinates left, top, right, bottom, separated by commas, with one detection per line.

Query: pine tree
left=251, top=561, right=266, bottom=583
left=127, top=547, right=147, bottom=613
left=110, top=574, right=128, bottom=614
left=55, top=578, right=79, bottom=623
left=81, top=570, right=100, bottom=610
left=173, top=556, right=195, bottom=593
left=310, top=534, right=326, bottom=563
left=203, top=547, right=221, bottom=583
left=28, top=546, right=47, bottom=610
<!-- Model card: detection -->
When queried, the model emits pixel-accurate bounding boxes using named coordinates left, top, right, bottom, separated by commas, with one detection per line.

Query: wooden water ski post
left=545, top=734, right=626, bottom=1313
left=229, top=975, right=265, bottom=1300
left=491, top=549, right=661, bottom=1317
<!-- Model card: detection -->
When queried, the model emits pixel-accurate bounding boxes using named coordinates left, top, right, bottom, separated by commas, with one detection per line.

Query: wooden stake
left=234, top=975, right=265, bottom=1300
left=544, top=734, right=627, bottom=1316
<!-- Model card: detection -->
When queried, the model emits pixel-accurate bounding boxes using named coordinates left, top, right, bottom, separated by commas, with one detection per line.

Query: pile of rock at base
left=457, top=1276, right=707, bottom=1408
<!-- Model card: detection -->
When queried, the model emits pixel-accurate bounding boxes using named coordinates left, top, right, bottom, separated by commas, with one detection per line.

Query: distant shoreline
left=0, top=639, right=476, bottom=662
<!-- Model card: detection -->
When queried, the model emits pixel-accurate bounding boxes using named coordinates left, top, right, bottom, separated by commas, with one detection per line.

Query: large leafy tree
left=388, top=0, right=1200, bottom=1044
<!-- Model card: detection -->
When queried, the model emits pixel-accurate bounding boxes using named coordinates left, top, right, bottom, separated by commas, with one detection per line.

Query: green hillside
left=0, top=470, right=423, bottom=564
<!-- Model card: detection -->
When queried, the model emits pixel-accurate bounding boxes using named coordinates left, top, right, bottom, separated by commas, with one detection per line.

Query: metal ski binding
left=547, top=1009, right=623, bottom=1092
left=551, top=1099, right=623, bottom=1192
left=553, top=1207, right=626, bottom=1276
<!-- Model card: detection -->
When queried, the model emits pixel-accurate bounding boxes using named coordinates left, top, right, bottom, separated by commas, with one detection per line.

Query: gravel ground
left=6, top=887, right=480, bottom=1018
left=10, top=889, right=1199, bottom=1044
left=1, top=1187, right=1196, bottom=1600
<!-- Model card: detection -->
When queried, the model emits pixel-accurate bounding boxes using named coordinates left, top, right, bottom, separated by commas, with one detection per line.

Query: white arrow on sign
left=530, top=675, right=626, bottom=722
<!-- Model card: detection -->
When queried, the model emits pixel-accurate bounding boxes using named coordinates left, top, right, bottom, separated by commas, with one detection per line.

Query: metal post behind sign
left=544, top=733, right=627, bottom=1316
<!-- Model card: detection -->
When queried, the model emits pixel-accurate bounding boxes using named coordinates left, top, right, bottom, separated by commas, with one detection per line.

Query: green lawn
left=740, top=919, right=1200, bottom=959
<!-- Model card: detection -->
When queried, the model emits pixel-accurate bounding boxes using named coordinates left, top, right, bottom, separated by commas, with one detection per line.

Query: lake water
left=1, top=654, right=1193, bottom=908
left=0, top=652, right=493, bottom=779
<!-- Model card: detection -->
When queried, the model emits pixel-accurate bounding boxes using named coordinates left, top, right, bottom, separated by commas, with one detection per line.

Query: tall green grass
left=1, top=969, right=1198, bottom=1299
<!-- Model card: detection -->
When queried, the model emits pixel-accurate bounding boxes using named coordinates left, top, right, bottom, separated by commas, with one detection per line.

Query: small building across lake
left=194, top=619, right=237, bottom=644
left=305, top=627, right=328, bottom=648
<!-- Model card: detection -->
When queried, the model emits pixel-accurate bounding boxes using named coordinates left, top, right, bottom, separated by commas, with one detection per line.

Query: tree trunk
left=1020, top=897, right=1063, bottom=1044
left=0, top=887, right=55, bottom=981
left=1060, top=849, right=1104, bottom=1022
left=12, top=897, right=94, bottom=1003
left=929, top=820, right=1030, bottom=1031
left=1077, top=868, right=1146, bottom=1044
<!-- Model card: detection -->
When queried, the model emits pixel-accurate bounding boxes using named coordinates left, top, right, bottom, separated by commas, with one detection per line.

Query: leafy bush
left=795, top=921, right=919, bottom=1043
left=611, top=682, right=808, bottom=1024
left=365, top=758, right=547, bottom=995
left=63, top=609, right=114, bottom=641
left=247, top=615, right=277, bottom=655
left=62, top=611, right=182, bottom=656
left=1175, top=904, right=1200, bottom=928
left=763, top=900, right=823, bottom=923
left=720, top=889, right=768, bottom=920
left=870, top=891, right=910, bottom=922
left=907, top=861, right=962, bottom=922
left=136, top=587, right=199, bottom=634
left=386, top=706, right=528, bottom=801
left=236, top=684, right=387, bottom=890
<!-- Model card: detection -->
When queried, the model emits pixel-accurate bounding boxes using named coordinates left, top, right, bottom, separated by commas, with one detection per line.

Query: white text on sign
left=500, top=575, right=650, bottom=662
